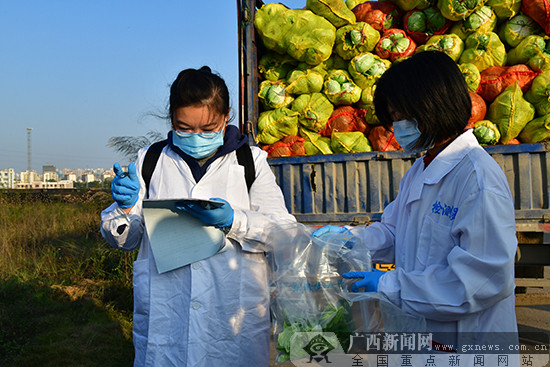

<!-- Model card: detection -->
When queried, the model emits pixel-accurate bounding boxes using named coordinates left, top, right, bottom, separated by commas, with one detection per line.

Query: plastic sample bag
left=265, top=222, right=370, bottom=364
left=265, top=222, right=426, bottom=364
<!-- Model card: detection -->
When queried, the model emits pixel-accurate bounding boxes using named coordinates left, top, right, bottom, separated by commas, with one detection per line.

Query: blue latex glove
left=176, top=197, right=234, bottom=229
left=342, top=269, right=386, bottom=292
left=312, top=224, right=348, bottom=237
left=312, top=224, right=356, bottom=249
left=111, top=162, right=140, bottom=209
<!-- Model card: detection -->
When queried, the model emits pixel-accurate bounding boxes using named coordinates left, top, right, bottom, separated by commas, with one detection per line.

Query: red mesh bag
left=375, top=29, right=417, bottom=63
left=320, top=106, right=370, bottom=137
left=353, top=1, right=401, bottom=33
left=467, top=92, right=487, bottom=129
left=368, top=125, right=401, bottom=151
left=478, top=65, right=539, bottom=102
left=521, top=0, right=550, bottom=35
left=262, top=135, right=305, bottom=158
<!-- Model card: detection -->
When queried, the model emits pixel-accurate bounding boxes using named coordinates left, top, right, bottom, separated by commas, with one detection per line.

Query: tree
left=107, top=131, right=165, bottom=163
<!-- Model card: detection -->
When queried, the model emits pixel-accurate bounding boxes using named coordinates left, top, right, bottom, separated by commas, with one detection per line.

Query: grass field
left=0, top=190, right=135, bottom=367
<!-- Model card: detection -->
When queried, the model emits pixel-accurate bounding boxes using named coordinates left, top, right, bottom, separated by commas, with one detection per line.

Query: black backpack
left=141, top=140, right=256, bottom=199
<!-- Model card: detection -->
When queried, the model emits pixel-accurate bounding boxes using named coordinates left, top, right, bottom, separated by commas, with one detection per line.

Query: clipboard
left=142, top=199, right=225, bottom=273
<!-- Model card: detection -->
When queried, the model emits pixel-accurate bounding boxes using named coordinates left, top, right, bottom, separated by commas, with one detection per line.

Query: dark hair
left=169, top=66, right=231, bottom=121
left=374, top=51, right=472, bottom=149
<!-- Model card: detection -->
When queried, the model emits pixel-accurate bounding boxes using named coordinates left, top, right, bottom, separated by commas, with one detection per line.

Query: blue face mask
left=393, top=119, right=422, bottom=152
left=172, top=129, right=225, bottom=159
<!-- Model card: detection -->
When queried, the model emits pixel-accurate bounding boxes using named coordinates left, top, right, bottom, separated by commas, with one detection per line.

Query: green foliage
left=0, top=190, right=135, bottom=366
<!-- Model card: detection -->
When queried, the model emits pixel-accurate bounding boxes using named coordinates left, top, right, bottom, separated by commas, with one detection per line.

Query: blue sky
left=0, top=1, right=306, bottom=173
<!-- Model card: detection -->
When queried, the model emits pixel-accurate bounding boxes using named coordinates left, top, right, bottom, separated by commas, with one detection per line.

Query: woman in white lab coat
left=101, top=66, right=295, bottom=366
left=315, top=51, right=518, bottom=349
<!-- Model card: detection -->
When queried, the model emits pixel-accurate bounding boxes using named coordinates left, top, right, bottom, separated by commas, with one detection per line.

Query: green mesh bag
left=257, top=108, right=300, bottom=145
left=487, top=0, right=521, bottom=19
left=499, top=14, right=543, bottom=49
left=334, top=22, right=380, bottom=60
left=356, top=84, right=380, bottom=125
left=473, top=120, right=501, bottom=145
left=301, top=129, right=334, bottom=155
left=258, top=52, right=298, bottom=81
left=487, top=82, right=535, bottom=143
left=291, top=93, right=334, bottom=133
left=306, top=0, right=356, bottom=28
left=459, top=32, right=507, bottom=72
left=286, top=68, right=325, bottom=95
left=459, top=63, right=481, bottom=92
left=437, top=0, right=485, bottom=21
left=348, top=52, right=391, bottom=89
left=506, top=34, right=546, bottom=65
left=526, top=37, right=550, bottom=72
left=518, top=115, right=550, bottom=143
left=524, top=71, right=550, bottom=116
left=258, top=80, right=294, bottom=110
left=346, top=0, right=369, bottom=9
left=331, top=131, right=373, bottom=153
left=416, top=34, right=464, bottom=62
left=323, top=70, right=363, bottom=105
left=449, top=6, right=497, bottom=40
left=254, top=3, right=336, bottom=66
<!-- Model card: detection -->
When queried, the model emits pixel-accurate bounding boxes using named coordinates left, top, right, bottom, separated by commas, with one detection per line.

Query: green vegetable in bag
left=524, top=71, right=550, bottom=116
left=437, top=0, right=485, bottom=21
left=258, top=80, right=294, bottom=110
left=473, top=120, right=501, bottom=144
left=257, top=108, right=300, bottom=145
left=486, top=0, right=521, bottom=19
left=255, top=4, right=336, bottom=66
left=301, top=129, right=334, bottom=155
left=258, top=52, right=298, bottom=81
left=459, top=32, right=507, bottom=72
left=449, top=6, right=497, bottom=40
left=506, top=34, right=546, bottom=65
left=499, top=14, right=543, bottom=49
left=487, top=82, right=535, bottom=144
left=416, top=34, right=464, bottom=62
left=459, top=63, right=482, bottom=92
left=348, top=52, right=391, bottom=89
left=286, top=68, right=325, bottom=95
left=527, top=37, right=550, bottom=72
left=331, top=131, right=372, bottom=153
left=323, top=70, right=362, bottom=105
left=334, top=22, right=380, bottom=60
left=306, top=0, right=356, bottom=28
left=292, top=93, right=334, bottom=132
left=346, top=0, right=369, bottom=9
left=356, top=84, right=379, bottom=124
left=518, top=115, right=550, bottom=143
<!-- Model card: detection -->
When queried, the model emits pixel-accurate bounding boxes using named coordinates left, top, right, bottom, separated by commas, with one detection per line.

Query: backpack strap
left=236, top=144, right=256, bottom=192
left=142, top=140, right=167, bottom=199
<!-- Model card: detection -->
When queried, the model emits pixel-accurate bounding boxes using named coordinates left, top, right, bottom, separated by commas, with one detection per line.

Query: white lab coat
left=349, top=129, right=518, bottom=346
left=101, top=144, right=296, bottom=367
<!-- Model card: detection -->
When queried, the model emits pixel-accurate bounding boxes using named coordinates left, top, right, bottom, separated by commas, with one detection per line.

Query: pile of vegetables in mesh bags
left=254, top=0, right=550, bottom=157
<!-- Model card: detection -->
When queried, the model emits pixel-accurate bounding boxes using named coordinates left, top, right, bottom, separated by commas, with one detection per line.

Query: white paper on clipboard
left=142, top=199, right=225, bottom=274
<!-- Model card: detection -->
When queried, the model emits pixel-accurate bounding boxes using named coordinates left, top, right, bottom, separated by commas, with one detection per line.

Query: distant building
left=43, top=171, right=59, bottom=182
left=16, top=180, right=74, bottom=189
left=42, top=165, right=56, bottom=174
left=20, top=170, right=41, bottom=184
left=65, top=173, right=78, bottom=182
left=0, top=168, right=15, bottom=189
left=82, top=173, right=96, bottom=183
